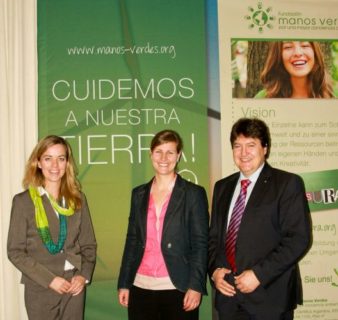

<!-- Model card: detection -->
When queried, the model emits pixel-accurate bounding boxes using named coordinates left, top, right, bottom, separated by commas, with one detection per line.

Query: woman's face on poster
left=282, top=41, right=315, bottom=79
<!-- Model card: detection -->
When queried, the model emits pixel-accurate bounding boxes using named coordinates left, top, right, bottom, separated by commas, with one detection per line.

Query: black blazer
left=118, top=174, right=209, bottom=295
left=208, top=163, right=312, bottom=314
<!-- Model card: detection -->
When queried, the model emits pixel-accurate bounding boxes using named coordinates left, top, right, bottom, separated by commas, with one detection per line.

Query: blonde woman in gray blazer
left=7, top=135, right=96, bottom=320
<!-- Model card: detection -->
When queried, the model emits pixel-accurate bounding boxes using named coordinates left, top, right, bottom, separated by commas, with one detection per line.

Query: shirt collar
left=37, top=186, right=47, bottom=196
left=239, top=162, right=265, bottom=183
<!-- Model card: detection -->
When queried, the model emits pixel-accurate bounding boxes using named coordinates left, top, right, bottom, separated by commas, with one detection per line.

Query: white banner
left=218, top=1, right=338, bottom=319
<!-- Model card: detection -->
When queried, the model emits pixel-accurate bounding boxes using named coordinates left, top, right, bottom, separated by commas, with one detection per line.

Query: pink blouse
left=137, top=192, right=171, bottom=277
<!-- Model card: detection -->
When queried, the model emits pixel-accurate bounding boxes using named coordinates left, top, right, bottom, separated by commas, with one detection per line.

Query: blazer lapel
left=162, top=175, right=185, bottom=236
left=137, top=180, right=152, bottom=242
left=245, top=163, right=272, bottom=210
left=219, top=175, right=239, bottom=240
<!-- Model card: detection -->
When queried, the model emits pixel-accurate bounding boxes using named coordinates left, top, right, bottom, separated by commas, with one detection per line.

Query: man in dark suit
left=208, top=118, right=312, bottom=320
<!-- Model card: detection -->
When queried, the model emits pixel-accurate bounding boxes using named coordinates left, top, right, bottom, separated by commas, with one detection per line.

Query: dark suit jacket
left=7, top=190, right=97, bottom=289
left=208, top=163, right=311, bottom=314
left=118, top=174, right=209, bottom=295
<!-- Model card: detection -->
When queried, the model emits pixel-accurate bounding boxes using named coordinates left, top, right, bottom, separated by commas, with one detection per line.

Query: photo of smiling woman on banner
left=255, top=41, right=335, bottom=98
left=232, top=40, right=338, bottom=99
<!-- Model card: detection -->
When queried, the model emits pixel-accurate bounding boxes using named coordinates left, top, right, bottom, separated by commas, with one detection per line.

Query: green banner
left=300, top=169, right=338, bottom=212
left=38, top=0, right=209, bottom=318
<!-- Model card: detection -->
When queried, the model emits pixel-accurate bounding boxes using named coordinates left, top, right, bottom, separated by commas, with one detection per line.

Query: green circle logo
left=252, top=10, right=269, bottom=26
left=244, top=2, right=275, bottom=33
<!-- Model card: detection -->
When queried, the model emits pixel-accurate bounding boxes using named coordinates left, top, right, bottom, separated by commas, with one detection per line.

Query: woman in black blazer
left=118, top=130, right=209, bottom=320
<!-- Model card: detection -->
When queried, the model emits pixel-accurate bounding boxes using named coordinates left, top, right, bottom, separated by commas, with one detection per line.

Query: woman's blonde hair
left=23, top=135, right=82, bottom=209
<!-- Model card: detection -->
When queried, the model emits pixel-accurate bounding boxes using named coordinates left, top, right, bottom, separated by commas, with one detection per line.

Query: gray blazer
left=7, top=190, right=97, bottom=289
left=118, top=174, right=209, bottom=295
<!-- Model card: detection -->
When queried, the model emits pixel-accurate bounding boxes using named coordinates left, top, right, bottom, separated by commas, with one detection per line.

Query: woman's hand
left=183, top=289, right=201, bottom=311
left=48, top=276, right=71, bottom=294
left=118, top=289, right=130, bottom=307
left=68, top=275, right=86, bottom=296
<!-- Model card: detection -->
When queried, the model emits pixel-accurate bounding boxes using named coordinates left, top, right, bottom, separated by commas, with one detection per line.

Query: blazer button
left=167, top=243, right=172, bottom=249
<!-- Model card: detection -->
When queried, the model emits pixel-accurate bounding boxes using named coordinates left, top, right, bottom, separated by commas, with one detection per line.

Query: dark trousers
left=24, top=271, right=85, bottom=320
left=218, top=305, right=294, bottom=320
left=128, top=285, right=199, bottom=320
left=216, top=275, right=294, bottom=320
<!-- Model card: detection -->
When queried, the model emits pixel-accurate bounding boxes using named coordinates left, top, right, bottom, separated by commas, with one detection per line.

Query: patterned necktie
left=225, top=179, right=251, bottom=273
